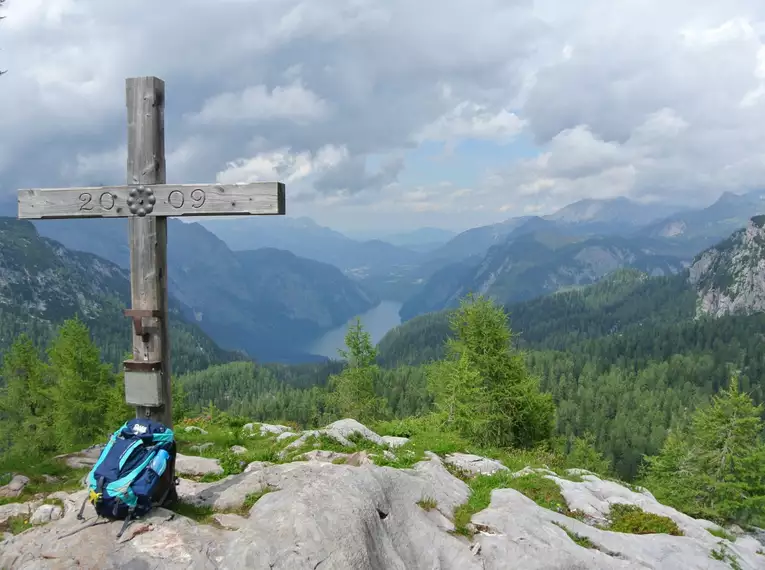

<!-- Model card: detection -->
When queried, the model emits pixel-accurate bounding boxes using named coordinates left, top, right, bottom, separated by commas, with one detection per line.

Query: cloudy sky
left=3, top=0, right=765, bottom=232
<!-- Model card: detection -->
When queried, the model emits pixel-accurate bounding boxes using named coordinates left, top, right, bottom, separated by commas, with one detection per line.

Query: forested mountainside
left=2, top=217, right=764, bottom=542
left=32, top=217, right=378, bottom=362
left=400, top=231, right=687, bottom=320
left=0, top=219, right=231, bottom=374
left=171, top=219, right=765, bottom=483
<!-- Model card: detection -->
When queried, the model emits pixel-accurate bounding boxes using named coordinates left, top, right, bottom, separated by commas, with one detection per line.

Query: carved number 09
left=167, top=189, right=207, bottom=209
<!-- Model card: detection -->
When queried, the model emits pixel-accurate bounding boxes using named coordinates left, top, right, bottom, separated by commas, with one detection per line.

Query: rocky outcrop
left=1, top=422, right=763, bottom=569
left=444, top=453, right=509, bottom=476
left=0, top=475, right=29, bottom=498
left=690, top=216, right=765, bottom=317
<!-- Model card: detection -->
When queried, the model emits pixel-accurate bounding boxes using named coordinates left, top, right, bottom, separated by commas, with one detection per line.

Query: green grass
left=0, top=456, right=89, bottom=506
left=606, top=504, right=683, bottom=536
left=417, top=496, right=438, bottom=511
left=552, top=521, right=596, bottom=549
left=0, top=514, right=34, bottom=535
left=710, top=542, right=743, bottom=570
left=168, top=500, right=214, bottom=524
left=235, top=486, right=275, bottom=515
left=707, top=527, right=736, bottom=542
left=453, top=472, right=578, bottom=537
left=43, top=497, right=65, bottom=509
left=168, top=486, right=277, bottom=523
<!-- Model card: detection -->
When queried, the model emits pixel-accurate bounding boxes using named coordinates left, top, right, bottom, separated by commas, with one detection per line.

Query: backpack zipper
left=118, top=439, right=143, bottom=471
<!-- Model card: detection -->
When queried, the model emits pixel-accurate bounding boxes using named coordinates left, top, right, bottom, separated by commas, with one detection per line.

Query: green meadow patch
left=606, top=504, right=683, bottom=536
left=453, top=472, right=579, bottom=537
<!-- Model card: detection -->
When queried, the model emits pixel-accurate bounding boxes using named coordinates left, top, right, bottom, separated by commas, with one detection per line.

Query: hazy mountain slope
left=156, top=221, right=379, bottom=362
left=400, top=232, right=687, bottom=320
left=199, top=216, right=423, bottom=276
left=33, top=218, right=379, bottom=363
left=425, top=217, right=534, bottom=264
left=382, top=219, right=765, bottom=367
left=543, top=196, right=680, bottom=228
left=344, top=227, right=456, bottom=252
left=0, top=218, right=233, bottom=374
left=639, top=189, right=765, bottom=252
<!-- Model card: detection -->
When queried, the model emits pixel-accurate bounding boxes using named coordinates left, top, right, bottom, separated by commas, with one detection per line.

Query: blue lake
left=306, top=300, right=403, bottom=359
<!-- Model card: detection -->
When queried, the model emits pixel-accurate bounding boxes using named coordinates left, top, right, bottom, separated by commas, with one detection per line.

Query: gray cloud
left=2, top=0, right=765, bottom=230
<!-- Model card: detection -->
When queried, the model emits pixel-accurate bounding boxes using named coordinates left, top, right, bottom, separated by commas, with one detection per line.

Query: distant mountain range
left=199, top=216, right=423, bottom=275
left=33, top=218, right=378, bottom=362
left=399, top=230, right=687, bottom=320
left=343, top=227, right=457, bottom=252
left=379, top=215, right=765, bottom=367
left=637, top=190, right=765, bottom=253
left=393, top=190, right=765, bottom=317
left=24, top=188, right=765, bottom=361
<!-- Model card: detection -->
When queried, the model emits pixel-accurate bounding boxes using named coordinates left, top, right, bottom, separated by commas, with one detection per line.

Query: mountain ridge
left=400, top=231, right=687, bottom=321
left=30, top=218, right=379, bottom=363
left=0, top=218, right=233, bottom=373
left=689, top=215, right=765, bottom=318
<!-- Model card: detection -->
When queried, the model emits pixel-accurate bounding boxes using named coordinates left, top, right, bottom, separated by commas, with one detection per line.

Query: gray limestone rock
left=0, top=475, right=30, bottom=498
left=30, top=503, right=63, bottom=525
left=3, top=424, right=764, bottom=570
left=279, top=419, right=386, bottom=459
left=381, top=435, right=409, bottom=448
left=297, top=450, right=349, bottom=463
left=229, top=446, right=248, bottom=455
left=184, top=426, right=208, bottom=435
left=474, top=487, right=763, bottom=569
left=444, top=453, right=509, bottom=476
left=256, top=423, right=292, bottom=436
left=0, top=501, right=35, bottom=525
left=53, top=444, right=105, bottom=469
left=175, top=454, right=224, bottom=477
left=275, top=431, right=296, bottom=442
left=1, top=499, right=227, bottom=570
left=324, top=418, right=386, bottom=447
left=212, top=513, right=247, bottom=530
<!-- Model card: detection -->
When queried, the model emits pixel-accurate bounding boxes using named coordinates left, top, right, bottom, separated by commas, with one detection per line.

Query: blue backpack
left=77, top=418, right=177, bottom=537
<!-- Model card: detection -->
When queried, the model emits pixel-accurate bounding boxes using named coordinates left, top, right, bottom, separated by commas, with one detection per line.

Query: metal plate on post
left=124, top=369, right=164, bottom=407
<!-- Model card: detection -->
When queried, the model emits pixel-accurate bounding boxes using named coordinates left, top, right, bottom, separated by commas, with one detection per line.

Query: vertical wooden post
left=126, top=77, right=172, bottom=428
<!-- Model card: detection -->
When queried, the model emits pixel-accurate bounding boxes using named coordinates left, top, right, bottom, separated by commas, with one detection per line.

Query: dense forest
left=177, top=269, right=765, bottom=483
left=1, top=268, right=764, bottom=528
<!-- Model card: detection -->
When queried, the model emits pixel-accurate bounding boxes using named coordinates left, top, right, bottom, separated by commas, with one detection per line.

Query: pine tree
left=431, top=295, right=555, bottom=448
left=690, top=376, right=765, bottom=525
left=0, top=335, right=54, bottom=457
left=426, top=341, right=487, bottom=441
left=327, top=319, right=387, bottom=423
left=642, top=376, right=765, bottom=525
left=104, top=368, right=134, bottom=429
left=48, top=318, right=117, bottom=450
left=172, top=376, right=191, bottom=423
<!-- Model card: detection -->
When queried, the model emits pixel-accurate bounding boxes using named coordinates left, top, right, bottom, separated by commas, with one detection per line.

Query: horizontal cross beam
left=18, top=182, right=285, bottom=220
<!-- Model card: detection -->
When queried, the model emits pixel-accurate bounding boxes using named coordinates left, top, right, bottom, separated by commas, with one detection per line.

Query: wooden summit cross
left=17, top=76, right=286, bottom=429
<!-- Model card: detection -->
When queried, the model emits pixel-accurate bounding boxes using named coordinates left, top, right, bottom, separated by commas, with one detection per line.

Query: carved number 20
left=78, top=192, right=115, bottom=211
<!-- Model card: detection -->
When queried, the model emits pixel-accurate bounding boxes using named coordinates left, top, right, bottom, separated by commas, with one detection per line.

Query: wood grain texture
left=126, top=76, right=173, bottom=428
left=17, top=182, right=285, bottom=219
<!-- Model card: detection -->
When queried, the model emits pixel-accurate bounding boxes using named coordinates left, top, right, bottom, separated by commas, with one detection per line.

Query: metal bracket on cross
left=124, top=309, right=162, bottom=339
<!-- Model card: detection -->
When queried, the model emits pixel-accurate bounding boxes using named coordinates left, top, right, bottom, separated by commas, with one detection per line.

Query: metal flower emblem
left=127, top=185, right=156, bottom=217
